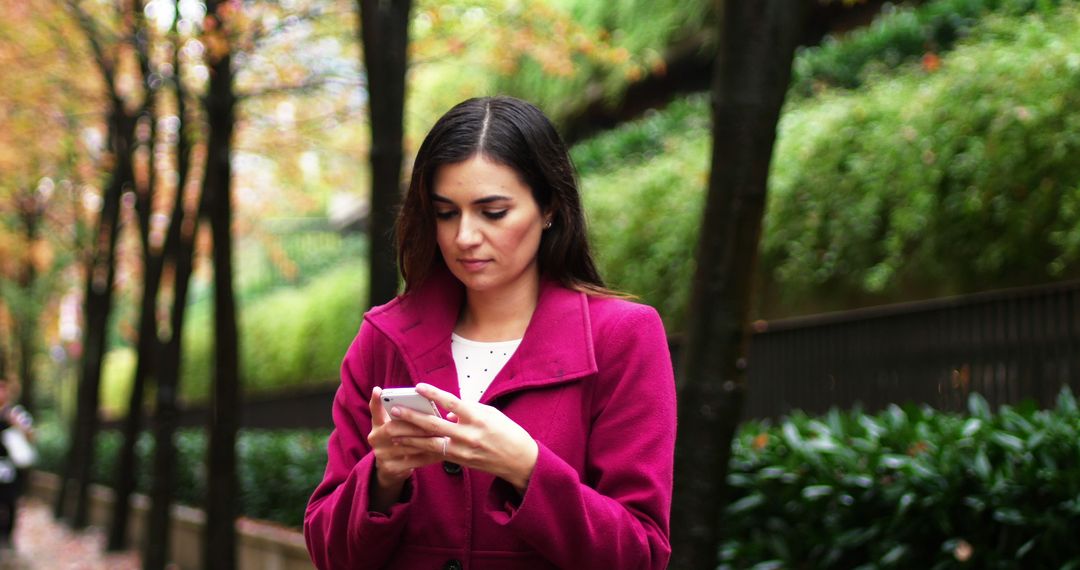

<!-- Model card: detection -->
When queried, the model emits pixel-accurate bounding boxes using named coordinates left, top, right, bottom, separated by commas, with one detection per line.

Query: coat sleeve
left=304, top=323, right=412, bottom=570
left=485, top=303, right=676, bottom=570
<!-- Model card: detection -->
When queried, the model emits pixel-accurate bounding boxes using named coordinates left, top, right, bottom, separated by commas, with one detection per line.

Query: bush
left=183, top=259, right=367, bottom=400
left=101, top=260, right=367, bottom=411
left=720, top=388, right=1080, bottom=568
left=789, top=0, right=1073, bottom=99
left=765, top=7, right=1080, bottom=310
left=576, top=95, right=710, bottom=329
left=577, top=7, right=1080, bottom=325
left=34, top=426, right=330, bottom=528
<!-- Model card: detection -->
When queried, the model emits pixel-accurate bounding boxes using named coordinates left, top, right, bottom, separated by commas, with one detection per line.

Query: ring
left=441, top=437, right=449, bottom=456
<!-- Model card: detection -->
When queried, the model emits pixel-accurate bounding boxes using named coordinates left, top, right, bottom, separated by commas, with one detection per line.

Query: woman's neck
left=457, top=278, right=540, bottom=342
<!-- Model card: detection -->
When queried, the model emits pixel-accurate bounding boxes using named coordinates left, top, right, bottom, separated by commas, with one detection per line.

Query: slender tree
left=107, top=0, right=167, bottom=550
left=12, top=190, right=44, bottom=413
left=142, top=35, right=200, bottom=561
left=670, top=1, right=804, bottom=567
left=54, top=0, right=140, bottom=530
left=201, top=1, right=241, bottom=568
left=358, top=0, right=411, bottom=308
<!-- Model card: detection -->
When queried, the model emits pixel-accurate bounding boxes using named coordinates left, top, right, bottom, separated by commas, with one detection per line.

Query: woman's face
left=433, top=155, right=547, bottom=297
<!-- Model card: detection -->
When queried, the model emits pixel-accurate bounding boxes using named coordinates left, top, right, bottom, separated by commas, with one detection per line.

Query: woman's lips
left=459, top=259, right=490, bottom=271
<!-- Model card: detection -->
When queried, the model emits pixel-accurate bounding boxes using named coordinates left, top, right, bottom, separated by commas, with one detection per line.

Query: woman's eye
left=483, top=210, right=508, bottom=220
left=435, top=210, right=457, bottom=220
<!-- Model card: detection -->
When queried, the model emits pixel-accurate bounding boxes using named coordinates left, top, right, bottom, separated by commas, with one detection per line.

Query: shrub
left=34, top=426, right=330, bottom=528
left=577, top=7, right=1080, bottom=325
left=765, top=8, right=1080, bottom=310
left=720, top=388, right=1080, bottom=568
left=576, top=95, right=710, bottom=329
left=183, top=259, right=367, bottom=400
left=100, top=260, right=367, bottom=411
left=789, top=0, right=1072, bottom=99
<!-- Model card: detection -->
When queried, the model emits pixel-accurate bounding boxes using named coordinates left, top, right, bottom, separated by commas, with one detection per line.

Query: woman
left=305, top=96, right=676, bottom=569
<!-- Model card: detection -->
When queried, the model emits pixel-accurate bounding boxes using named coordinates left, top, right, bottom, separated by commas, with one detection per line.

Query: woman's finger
left=415, top=383, right=472, bottom=421
left=394, top=436, right=453, bottom=458
left=390, top=404, right=464, bottom=439
left=370, top=386, right=390, bottom=427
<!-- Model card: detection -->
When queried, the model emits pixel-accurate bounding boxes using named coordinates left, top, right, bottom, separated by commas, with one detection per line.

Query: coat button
left=442, top=461, right=462, bottom=475
left=442, top=559, right=463, bottom=570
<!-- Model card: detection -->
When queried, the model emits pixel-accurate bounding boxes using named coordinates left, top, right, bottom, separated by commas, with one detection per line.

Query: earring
left=544, top=220, right=553, bottom=229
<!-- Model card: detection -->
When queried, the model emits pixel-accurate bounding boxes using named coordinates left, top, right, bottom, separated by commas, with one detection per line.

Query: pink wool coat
left=304, top=270, right=676, bottom=570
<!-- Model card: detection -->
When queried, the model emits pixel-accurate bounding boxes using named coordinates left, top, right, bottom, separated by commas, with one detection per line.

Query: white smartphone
left=380, top=387, right=441, bottom=418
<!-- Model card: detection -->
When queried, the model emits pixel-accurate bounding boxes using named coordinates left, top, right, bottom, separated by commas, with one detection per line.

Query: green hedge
left=789, top=0, right=1073, bottom=99
left=576, top=7, right=1080, bottom=324
left=721, top=388, right=1080, bottom=568
left=577, top=95, right=710, bottom=328
left=35, top=424, right=329, bottom=528
left=765, top=7, right=1080, bottom=309
left=101, top=260, right=367, bottom=412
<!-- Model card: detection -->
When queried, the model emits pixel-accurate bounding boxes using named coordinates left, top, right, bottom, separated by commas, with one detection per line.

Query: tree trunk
left=143, top=21, right=198, bottom=567
left=15, top=192, right=42, bottom=414
left=669, top=1, right=803, bottom=568
left=108, top=1, right=159, bottom=548
left=358, top=0, right=411, bottom=308
left=144, top=211, right=200, bottom=570
left=201, top=3, right=240, bottom=568
left=55, top=93, right=134, bottom=529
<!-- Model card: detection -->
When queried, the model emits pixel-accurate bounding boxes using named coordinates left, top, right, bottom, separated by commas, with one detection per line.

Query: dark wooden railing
left=744, top=280, right=1080, bottom=419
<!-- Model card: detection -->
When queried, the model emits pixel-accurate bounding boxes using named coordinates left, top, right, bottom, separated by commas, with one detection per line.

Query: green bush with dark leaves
left=721, top=388, right=1080, bottom=569
left=35, top=427, right=329, bottom=528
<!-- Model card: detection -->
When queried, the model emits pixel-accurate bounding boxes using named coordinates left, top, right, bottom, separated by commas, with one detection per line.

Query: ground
left=1, top=498, right=141, bottom=570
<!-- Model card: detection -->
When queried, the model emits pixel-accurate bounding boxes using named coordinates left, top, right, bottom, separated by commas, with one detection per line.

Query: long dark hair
left=396, top=96, right=613, bottom=296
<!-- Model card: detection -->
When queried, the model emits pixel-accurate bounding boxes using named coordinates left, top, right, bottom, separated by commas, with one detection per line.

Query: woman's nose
left=455, top=215, right=482, bottom=247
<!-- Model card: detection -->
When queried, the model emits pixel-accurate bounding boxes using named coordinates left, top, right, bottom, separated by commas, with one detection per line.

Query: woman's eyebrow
left=432, top=194, right=513, bottom=205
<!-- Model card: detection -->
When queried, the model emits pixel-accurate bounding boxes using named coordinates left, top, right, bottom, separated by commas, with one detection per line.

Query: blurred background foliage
left=63, top=0, right=1080, bottom=414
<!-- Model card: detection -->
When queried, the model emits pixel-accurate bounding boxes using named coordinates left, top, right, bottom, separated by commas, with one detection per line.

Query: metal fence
left=744, top=280, right=1080, bottom=419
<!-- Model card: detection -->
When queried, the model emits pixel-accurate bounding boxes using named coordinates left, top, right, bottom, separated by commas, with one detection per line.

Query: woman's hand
left=390, top=383, right=539, bottom=494
left=366, top=386, right=443, bottom=511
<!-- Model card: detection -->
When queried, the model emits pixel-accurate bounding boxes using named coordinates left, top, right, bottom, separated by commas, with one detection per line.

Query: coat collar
left=363, top=267, right=598, bottom=403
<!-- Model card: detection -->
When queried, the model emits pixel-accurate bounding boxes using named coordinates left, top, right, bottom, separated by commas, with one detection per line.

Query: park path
left=3, top=497, right=142, bottom=570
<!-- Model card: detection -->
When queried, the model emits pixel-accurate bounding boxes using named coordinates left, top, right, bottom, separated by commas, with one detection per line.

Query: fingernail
left=390, top=406, right=401, bottom=417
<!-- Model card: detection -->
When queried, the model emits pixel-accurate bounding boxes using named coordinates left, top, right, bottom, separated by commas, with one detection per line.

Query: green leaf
left=973, top=449, right=992, bottom=479
left=880, top=454, right=911, bottom=469
left=991, top=432, right=1025, bottom=452
left=1057, top=385, right=1078, bottom=416
left=728, top=493, right=766, bottom=515
left=1017, top=538, right=1036, bottom=558
left=898, top=492, right=915, bottom=515
left=782, top=421, right=811, bottom=457
left=968, top=393, right=992, bottom=419
left=962, top=418, right=983, bottom=438
left=992, top=508, right=1025, bottom=525
left=802, top=485, right=834, bottom=500
left=881, top=544, right=909, bottom=566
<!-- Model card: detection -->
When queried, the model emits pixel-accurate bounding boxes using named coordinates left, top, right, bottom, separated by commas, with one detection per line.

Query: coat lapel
left=364, top=269, right=464, bottom=397
left=364, top=270, right=599, bottom=403
left=481, top=279, right=598, bottom=404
